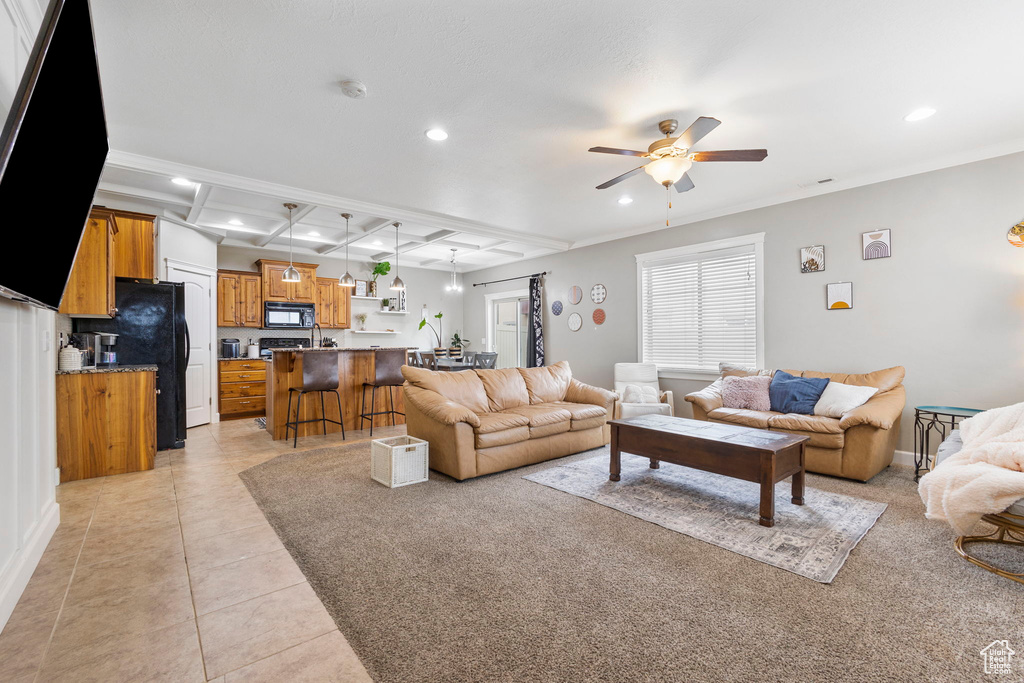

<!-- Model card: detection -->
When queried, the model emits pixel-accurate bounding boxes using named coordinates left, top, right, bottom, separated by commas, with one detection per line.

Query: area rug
left=240, top=443, right=1024, bottom=683
left=524, top=453, right=885, bottom=583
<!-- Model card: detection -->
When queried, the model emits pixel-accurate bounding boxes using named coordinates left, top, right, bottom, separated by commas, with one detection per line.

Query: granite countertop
left=268, top=346, right=416, bottom=352
left=57, top=364, right=159, bottom=375
left=218, top=357, right=265, bottom=362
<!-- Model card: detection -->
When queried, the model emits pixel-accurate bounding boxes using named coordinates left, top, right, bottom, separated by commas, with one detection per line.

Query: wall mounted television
left=0, top=0, right=108, bottom=310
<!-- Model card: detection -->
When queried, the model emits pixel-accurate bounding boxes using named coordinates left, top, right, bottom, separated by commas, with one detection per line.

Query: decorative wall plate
left=551, top=300, right=563, bottom=316
left=567, top=312, right=582, bottom=331
left=568, top=286, right=583, bottom=305
left=593, top=308, right=606, bottom=325
left=1009, top=220, right=1024, bottom=248
left=590, top=284, right=607, bottom=304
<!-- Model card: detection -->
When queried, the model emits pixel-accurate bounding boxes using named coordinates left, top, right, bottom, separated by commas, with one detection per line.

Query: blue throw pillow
left=769, top=370, right=830, bottom=415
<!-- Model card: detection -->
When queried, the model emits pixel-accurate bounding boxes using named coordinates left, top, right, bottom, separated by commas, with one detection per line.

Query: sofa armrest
left=403, top=385, right=481, bottom=427
left=565, top=378, right=617, bottom=416
left=684, top=379, right=723, bottom=414
left=839, top=385, right=906, bottom=431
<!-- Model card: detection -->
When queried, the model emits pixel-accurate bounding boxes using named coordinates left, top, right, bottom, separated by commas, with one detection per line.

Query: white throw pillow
left=622, top=384, right=659, bottom=404
left=813, top=382, right=878, bottom=418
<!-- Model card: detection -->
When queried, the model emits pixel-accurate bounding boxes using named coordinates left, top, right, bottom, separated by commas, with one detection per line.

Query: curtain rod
left=472, top=272, right=547, bottom=287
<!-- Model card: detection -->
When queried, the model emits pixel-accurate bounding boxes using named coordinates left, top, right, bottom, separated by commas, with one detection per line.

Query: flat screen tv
left=0, top=0, right=108, bottom=310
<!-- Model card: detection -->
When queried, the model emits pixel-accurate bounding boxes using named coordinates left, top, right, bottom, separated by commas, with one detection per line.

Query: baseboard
left=892, top=449, right=915, bottom=467
left=0, top=499, right=60, bottom=630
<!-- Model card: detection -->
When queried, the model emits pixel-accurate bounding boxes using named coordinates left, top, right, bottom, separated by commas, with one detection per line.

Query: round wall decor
left=591, top=284, right=607, bottom=304
left=1009, top=221, right=1024, bottom=248
left=551, top=300, right=563, bottom=316
left=568, top=286, right=583, bottom=305
left=593, top=308, right=606, bottom=325
left=567, top=312, right=582, bottom=331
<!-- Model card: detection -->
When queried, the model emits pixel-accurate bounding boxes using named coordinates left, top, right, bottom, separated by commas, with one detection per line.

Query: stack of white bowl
left=58, top=346, right=83, bottom=371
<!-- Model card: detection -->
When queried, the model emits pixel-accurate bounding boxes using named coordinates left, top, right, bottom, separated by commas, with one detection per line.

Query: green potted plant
left=355, top=312, right=368, bottom=331
left=368, top=261, right=390, bottom=297
left=419, top=310, right=446, bottom=357
left=449, top=331, right=470, bottom=359
left=381, top=297, right=391, bottom=311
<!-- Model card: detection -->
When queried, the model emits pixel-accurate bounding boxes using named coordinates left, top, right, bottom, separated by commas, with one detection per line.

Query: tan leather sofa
left=402, top=361, right=616, bottom=480
left=685, top=365, right=906, bottom=482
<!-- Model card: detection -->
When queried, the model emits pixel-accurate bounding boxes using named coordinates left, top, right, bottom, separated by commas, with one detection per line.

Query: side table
left=913, top=406, right=983, bottom=481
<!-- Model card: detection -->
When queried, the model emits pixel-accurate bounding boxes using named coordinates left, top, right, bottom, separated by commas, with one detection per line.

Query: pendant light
left=339, top=212, right=355, bottom=287
left=389, top=221, right=405, bottom=291
left=445, top=248, right=462, bottom=292
left=281, top=202, right=301, bottom=282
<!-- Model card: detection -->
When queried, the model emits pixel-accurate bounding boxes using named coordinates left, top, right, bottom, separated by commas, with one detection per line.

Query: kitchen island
left=266, top=347, right=413, bottom=440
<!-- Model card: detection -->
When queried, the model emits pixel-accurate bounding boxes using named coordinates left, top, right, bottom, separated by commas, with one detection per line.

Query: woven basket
left=371, top=436, right=429, bottom=488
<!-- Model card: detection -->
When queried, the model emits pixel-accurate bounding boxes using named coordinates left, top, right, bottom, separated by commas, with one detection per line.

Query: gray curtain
left=527, top=276, right=545, bottom=367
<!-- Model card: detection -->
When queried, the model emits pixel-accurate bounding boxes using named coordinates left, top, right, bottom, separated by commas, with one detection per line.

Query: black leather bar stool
left=286, top=351, right=345, bottom=448
left=360, top=348, right=406, bottom=436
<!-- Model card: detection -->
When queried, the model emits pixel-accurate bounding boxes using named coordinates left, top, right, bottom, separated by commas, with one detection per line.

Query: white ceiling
left=90, top=0, right=1024, bottom=256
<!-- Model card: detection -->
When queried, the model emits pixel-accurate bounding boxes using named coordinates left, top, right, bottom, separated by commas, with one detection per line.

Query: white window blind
left=639, top=242, right=760, bottom=373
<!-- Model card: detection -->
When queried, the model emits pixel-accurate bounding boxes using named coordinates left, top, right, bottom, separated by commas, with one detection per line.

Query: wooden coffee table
left=609, top=414, right=809, bottom=527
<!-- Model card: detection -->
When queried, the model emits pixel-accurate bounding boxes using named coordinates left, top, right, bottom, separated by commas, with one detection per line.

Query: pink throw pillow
left=722, top=375, right=772, bottom=412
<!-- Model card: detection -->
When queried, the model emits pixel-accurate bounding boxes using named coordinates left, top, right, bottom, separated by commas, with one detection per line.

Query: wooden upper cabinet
left=111, top=210, right=155, bottom=279
left=335, top=284, right=351, bottom=329
left=59, top=208, right=117, bottom=317
left=315, top=277, right=352, bottom=329
left=257, top=259, right=317, bottom=303
left=217, top=270, right=262, bottom=327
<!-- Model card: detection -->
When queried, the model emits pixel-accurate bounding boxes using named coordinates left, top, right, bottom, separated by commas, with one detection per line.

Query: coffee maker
left=70, top=332, right=99, bottom=368
left=97, top=333, right=119, bottom=366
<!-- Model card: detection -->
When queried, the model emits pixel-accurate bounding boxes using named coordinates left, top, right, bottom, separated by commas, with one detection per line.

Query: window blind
left=640, top=244, right=758, bottom=373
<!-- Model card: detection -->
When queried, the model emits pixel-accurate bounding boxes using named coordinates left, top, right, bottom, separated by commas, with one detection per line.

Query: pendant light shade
left=389, top=221, right=405, bottom=291
left=339, top=212, right=355, bottom=287
left=445, top=248, right=462, bottom=292
left=282, top=202, right=301, bottom=282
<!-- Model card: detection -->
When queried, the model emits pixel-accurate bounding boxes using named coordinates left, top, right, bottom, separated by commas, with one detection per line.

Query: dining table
left=435, top=358, right=475, bottom=371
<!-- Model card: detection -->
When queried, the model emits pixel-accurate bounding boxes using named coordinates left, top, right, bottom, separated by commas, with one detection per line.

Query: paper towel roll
left=247, top=344, right=260, bottom=359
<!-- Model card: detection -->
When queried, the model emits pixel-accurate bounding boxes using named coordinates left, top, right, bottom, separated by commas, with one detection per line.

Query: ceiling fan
left=589, top=117, right=767, bottom=192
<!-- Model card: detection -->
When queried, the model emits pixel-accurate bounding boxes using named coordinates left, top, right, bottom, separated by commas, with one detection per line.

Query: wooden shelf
left=351, top=296, right=383, bottom=301
left=350, top=330, right=401, bottom=334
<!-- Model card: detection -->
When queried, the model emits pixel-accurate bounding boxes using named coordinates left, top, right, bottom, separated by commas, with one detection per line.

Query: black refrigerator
left=74, top=278, right=188, bottom=449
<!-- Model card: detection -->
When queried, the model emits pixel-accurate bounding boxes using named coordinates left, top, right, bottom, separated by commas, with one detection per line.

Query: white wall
left=463, top=151, right=1024, bottom=453
left=156, top=217, right=219, bottom=275
left=0, top=0, right=60, bottom=631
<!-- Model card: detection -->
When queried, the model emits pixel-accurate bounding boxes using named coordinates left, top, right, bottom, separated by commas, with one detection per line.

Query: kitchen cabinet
left=219, top=359, right=266, bottom=419
left=56, top=369, right=157, bottom=482
left=111, top=209, right=156, bottom=279
left=58, top=208, right=117, bottom=317
left=315, top=277, right=352, bottom=329
left=217, top=270, right=262, bottom=327
left=257, top=259, right=317, bottom=303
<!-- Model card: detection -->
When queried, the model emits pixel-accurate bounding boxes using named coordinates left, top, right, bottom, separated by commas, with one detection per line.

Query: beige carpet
left=240, top=443, right=1024, bottom=683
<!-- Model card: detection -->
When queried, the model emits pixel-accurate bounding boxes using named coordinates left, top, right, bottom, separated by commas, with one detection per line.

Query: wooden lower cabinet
left=219, top=359, right=267, bottom=419
left=56, top=370, right=157, bottom=482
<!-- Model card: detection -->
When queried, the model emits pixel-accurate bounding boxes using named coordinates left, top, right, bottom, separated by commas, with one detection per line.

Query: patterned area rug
left=524, top=453, right=886, bottom=583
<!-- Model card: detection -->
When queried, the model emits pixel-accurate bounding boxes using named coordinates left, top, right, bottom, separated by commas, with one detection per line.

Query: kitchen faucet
left=310, top=322, right=323, bottom=348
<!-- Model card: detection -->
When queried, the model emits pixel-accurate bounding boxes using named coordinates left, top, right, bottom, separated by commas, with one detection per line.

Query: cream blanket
left=918, top=402, right=1024, bottom=535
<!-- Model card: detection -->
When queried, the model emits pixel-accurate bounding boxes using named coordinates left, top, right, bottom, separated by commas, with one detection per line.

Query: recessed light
left=903, top=107, right=936, bottom=122
left=171, top=177, right=194, bottom=186
left=618, top=196, right=633, bottom=205
left=308, top=231, right=320, bottom=237
left=372, top=240, right=383, bottom=246
left=425, top=128, right=449, bottom=141
left=227, top=218, right=244, bottom=226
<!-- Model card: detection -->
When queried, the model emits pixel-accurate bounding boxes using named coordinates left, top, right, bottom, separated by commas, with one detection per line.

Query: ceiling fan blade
left=596, top=165, right=646, bottom=189
left=588, top=146, right=648, bottom=157
left=690, top=149, right=768, bottom=162
left=672, top=116, right=721, bottom=150
left=674, top=172, right=695, bottom=193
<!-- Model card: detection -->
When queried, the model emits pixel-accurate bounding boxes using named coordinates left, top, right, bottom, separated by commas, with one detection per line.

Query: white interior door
left=486, top=292, right=529, bottom=369
left=166, top=261, right=215, bottom=428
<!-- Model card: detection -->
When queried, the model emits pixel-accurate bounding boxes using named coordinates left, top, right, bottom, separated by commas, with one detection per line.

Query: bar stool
left=285, top=351, right=345, bottom=448
left=360, top=348, right=406, bottom=436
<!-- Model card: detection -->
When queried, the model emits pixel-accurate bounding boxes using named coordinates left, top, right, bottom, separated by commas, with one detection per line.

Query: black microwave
left=264, top=301, right=315, bottom=328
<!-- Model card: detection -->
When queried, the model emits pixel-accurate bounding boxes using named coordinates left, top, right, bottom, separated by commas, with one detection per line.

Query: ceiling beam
left=186, top=184, right=212, bottom=224
left=96, top=182, right=193, bottom=208
left=317, top=217, right=393, bottom=255
left=159, top=212, right=225, bottom=244
left=486, top=247, right=525, bottom=258
left=254, top=203, right=317, bottom=247
left=371, top=229, right=459, bottom=262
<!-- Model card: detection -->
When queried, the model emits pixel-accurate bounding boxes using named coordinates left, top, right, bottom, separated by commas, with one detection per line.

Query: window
left=636, top=233, right=764, bottom=377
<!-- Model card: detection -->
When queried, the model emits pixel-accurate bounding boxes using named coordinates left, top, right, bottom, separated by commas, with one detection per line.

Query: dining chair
left=421, top=352, right=437, bottom=370
left=462, top=351, right=477, bottom=366
left=474, top=352, right=498, bottom=369
left=406, top=350, right=423, bottom=367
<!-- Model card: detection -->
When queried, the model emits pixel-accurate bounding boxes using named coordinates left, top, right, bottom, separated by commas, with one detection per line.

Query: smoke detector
left=340, top=80, right=367, bottom=99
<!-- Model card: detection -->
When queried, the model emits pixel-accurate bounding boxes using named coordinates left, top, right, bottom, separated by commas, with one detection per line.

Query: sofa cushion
left=568, top=415, right=607, bottom=431
left=622, top=384, right=659, bottom=404
left=548, top=401, right=607, bottom=431
left=517, top=361, right=573, bottom=404
left=722, top=375, right=772, bottom=412
left=501, top=403, right=572, bottom=427
left=402, top=366, right=490, bottom=413
left=770, top=427, right=844, bottom=449
left=530, top=421, right=572, bottom=438
left=768, top=413, right=843, bottom=434
left=707, top=407, right=779, bottom=429
left=474, top=412, right=530, bottom=433
left=769, top=370, right=829, bottom=415
left=844, top=366, right=905, bottom=393
left=475, top=425, right=530, bottom=449
left=476, top=368, right=531, bottom=411
left=719, top=362, right=774, bottom=378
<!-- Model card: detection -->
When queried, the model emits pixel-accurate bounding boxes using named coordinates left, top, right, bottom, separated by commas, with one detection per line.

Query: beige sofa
left=402, top=361, right=616, bottom=480
left=685, top=365, right=906, bottom=482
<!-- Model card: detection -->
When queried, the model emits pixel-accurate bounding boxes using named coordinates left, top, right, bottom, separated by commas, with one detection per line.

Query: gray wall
left=463, top=151, right=1024, bottom=452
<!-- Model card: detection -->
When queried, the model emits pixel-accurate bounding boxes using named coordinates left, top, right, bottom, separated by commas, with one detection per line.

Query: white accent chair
left=613, top=362, right=674, bottom=419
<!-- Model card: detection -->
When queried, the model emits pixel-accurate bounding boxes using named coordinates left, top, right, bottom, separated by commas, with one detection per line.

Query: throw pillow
left=722, top=375, right=772, bottom=412
left=622, top=384, right=659, bottom=404
left=769, top=370, right=830, bottom=415
left=813, top=381, right=878, bottom=418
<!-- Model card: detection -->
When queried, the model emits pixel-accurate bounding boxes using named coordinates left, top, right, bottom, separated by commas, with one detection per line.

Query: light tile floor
left=0, top=418, right=403, bottom=682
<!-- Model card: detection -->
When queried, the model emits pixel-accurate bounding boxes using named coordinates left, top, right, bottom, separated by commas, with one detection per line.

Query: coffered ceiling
left=89, top=0, right=1024, bottom=258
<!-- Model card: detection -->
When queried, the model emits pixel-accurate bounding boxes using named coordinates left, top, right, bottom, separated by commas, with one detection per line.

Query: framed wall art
left=591, top=284, right=607, bottom=303
left=800, top=245, right=825, bottom=273
left=568, top=286, right=583, bottom=305
left=862, top=229, right=891, bottom=260
left=567, top=312, right=582, bottom=331
left=354, top=280, right=368, bottom=297
left=551, top=300, right=563, bottom=316
left=826, top=282, right=853, bottom=310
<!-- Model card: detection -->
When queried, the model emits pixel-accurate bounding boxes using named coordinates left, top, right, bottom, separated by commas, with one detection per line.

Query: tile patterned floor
left=0, top=419, right=402, bottom=682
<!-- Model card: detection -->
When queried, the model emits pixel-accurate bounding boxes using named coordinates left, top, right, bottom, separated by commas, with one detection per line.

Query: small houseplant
left=450, top=331, right=470, bottom=359
left=368, top=261, right=390, bottom=297
left=419, top=311, right=446, bottom=356
left=355, top=313, right=368, bottom=331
